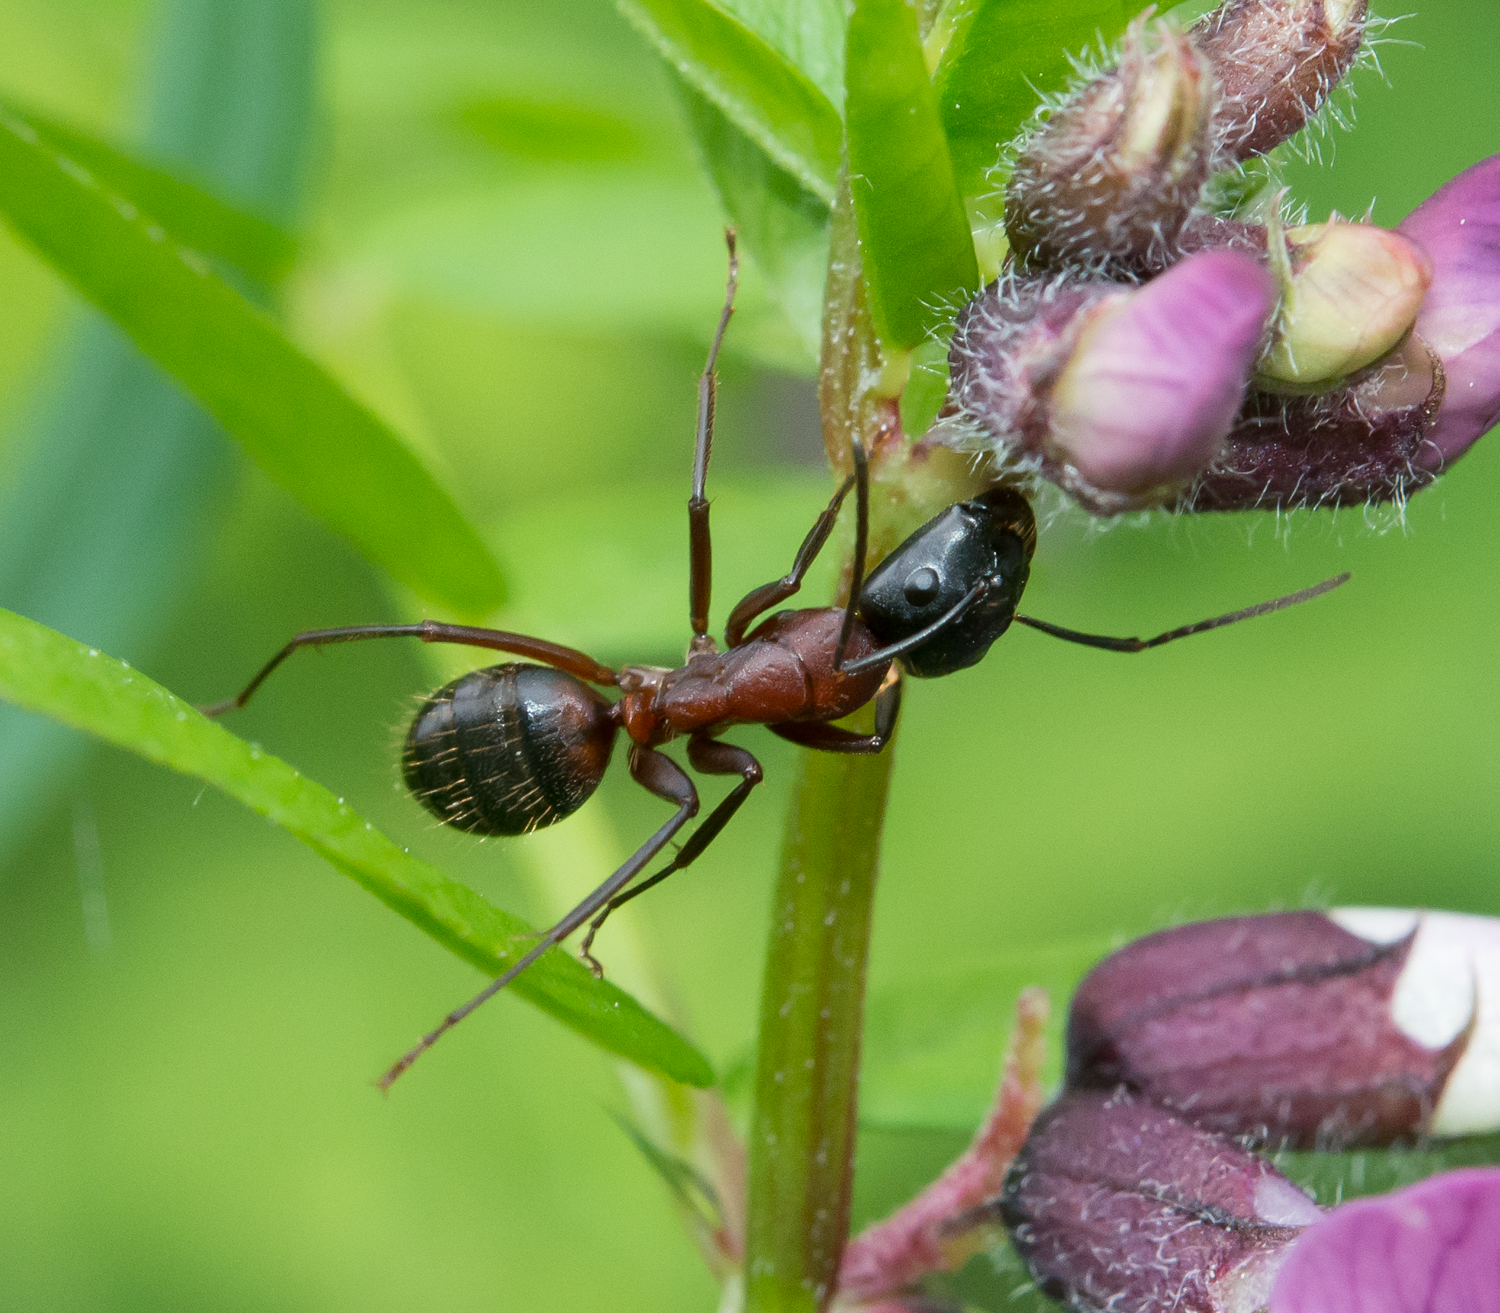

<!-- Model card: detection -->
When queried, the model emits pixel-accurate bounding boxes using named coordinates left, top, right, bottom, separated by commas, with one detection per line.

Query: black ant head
left=858, top=488, right=1037, bottom=678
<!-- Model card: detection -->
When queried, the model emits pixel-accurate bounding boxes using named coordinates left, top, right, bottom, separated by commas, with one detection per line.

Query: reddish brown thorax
left=616, top=608, right=889, bottom=747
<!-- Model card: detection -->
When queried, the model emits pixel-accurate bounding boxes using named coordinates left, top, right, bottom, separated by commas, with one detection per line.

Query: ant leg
left=768, top=667, right=902, bottom=755
left=578, top=737, right=763, bottom=977
left=832, top=438, right=870, bottom=672
left=200, top=621, right=619, bottom=716
left=689, top=231, right=740, bottom=650
left=725, top=438, right=868, bottom=649
left=1013, top=572, right=1351, bottom=653
left=724, top=470, right=857, bottom=647
left=377, top=745, right=698, bottom=1092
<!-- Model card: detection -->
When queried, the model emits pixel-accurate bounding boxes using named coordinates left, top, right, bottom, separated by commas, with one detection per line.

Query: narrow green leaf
left=936, top=0, right=1133, bottom=198
left=846, top=0, right=979, bottom=349
left=615, top=0, right=842, bottom=204
left=715, top=0, right=847, bottom=111
left=0, top=607, right=714, bottom=1089
left=0, top=0, right=315, bottom=853
left=1, top=99, right=296, bottom=285
left=0, top=112, right=505, bottom=619
left=671, top=71, right=830, bottom=367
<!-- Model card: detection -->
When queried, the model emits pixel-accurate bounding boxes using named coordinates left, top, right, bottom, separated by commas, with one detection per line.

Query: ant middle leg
left=200, top=621, right=619, bottom=717
left=579, top=736, right=763, bottom=978
left=724, top=438, right=869, bottom=648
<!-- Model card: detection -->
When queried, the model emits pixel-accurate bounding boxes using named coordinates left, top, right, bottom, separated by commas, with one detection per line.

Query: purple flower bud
left=1196, top=0, right=1369, bottom=164
left=1005, top=17, right=1215, bottom=273
left=948, top=252, right=1274, bottom=513
left=1181, top=154, right=1500, bottom=510
left=1000, top=1089, right=1322, bottom=1313
left=1066, top=911, right=1480, bottom=1149
left=1398, top=153, right=1500, bottom=468
left=1269, top=1168, right=1500, bottom=1313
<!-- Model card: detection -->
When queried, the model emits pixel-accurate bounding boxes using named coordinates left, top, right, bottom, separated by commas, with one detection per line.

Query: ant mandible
left=205, top=232, right=1348, bottom=1089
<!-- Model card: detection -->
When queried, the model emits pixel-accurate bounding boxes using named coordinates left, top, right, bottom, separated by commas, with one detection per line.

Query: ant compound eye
left=903, top=566, right=941, bottom=607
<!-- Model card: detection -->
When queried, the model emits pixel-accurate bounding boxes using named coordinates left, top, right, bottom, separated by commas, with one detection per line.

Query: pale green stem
left=742, top=169, right=900, bottom=1313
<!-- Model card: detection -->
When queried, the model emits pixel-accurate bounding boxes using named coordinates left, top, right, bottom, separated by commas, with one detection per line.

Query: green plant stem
left=743, top=170, right=898, bottom=1313
left=744, top=736, right=896, bottom=1313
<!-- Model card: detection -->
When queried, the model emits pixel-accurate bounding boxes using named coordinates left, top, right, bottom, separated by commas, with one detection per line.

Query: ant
left=205, top=233, right=1348, bottom=1089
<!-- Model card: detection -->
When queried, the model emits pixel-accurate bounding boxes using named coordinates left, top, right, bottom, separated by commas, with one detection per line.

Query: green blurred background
left=1, top=1, right=1497, bottom=1309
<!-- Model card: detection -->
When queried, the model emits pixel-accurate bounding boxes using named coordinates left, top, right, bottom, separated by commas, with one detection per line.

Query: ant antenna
left=1014, top=572, right=1351, bottom=653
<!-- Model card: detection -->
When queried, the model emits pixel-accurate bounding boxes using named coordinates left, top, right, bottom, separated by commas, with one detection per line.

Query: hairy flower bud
left=1197, top=0, right=1369, bottom=164
left=1183, top=152, right=1500, bottom=511
left=1005, top=18, right=1215, bottom=273
left=1067, top=910, right=1487, bottom=1149
left=949, top=252, right=1274, bottom=513
left=1269, top=1168, right=1500, bottom=1313
left=1258, top=220, right=1433, bottom=390
left=1000, top=1089, right=1322, bottom=1313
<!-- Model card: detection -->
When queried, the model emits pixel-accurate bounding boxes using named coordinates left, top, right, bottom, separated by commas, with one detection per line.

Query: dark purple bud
left=1269, top=1168, right=1500, bottom=1313
left=1196, top=0, right=1369, bottom=164
left=1066, top=911, right=1474, bottom=1149
left=1180, top=332, right=1444, bottom=511
left=1005, top=17, right=1215, bottom=273
left=1399, top=153, right=1500, bottom=469
left=1000, top=1089, right=1322, bottom=1313
left=948, top=252, right=1273, bottom=513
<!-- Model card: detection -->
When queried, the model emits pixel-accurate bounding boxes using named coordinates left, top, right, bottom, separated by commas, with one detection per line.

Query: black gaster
left=859, top=488, right=1037, bottom=677
left=403, top=663, right=616, bottom=835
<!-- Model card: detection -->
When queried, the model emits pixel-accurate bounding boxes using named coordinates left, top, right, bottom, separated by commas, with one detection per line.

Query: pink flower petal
left=1270, top=1168, right=1500, bottom=1313
left=1399, top=153, right=1500, bottom=467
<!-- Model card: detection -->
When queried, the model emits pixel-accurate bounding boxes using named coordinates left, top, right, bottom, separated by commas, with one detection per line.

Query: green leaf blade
left=937, top=0, right=1133, bottom=198
left=0, top=113, right=504, bottom=619
left=615, top=0, right=842, bottom=204
left=672, top=71, right=831, bottom=367
left=846, top=0, right=979, bottom=349
left=2, top=100, right=297, bottom=285
left=0, top=606, right=713, bottom=1089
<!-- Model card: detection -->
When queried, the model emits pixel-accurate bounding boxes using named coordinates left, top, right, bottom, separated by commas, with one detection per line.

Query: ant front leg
left=579, top=736, right=763, bottom=978
left=724, top=438, right=868, bottom=648
left=768, top=666, right=903, bottom=755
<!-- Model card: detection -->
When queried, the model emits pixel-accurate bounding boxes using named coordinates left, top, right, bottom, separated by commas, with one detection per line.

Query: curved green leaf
left=615, top=0, right=842, bottom=204
left=715, top=0, right=847, bottom=110
left=671, top=71, right=830, bottom=367
left=0, top=607, right=713, bottom=1089
left=1, top=99, right=296, bottom=284
left=0, top=0, right=314, bottom=854
left=0, top=111, right=505, bottom=619
left=936, top=0, right=1133, bottom=198
left=846, top=0, right=978, bottom=348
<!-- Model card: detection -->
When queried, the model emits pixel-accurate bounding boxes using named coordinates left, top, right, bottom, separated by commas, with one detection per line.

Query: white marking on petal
left=1335, top=907, right=1500, bottom=1135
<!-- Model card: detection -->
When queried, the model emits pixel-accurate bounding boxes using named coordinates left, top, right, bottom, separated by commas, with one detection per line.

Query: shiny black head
left=858, top=488, right=1036, bottom=678
left=403, top=663, right=617, bottom=835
